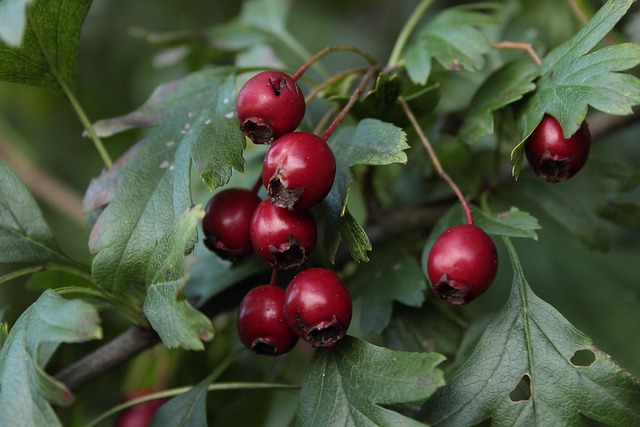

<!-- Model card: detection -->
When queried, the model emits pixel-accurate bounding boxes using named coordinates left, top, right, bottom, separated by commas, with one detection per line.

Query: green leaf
left=324, top=119, right=409, bottom=263
left=0, top=0, right=91, bottom=93
left=296, top=336, right=445, bottom=427
left=0, top=0, right=33, bottom=46
left=0, top=289, right=102, bottom=426
left=84, top=68, right=243, bottom=293
left=143, top=206, right=214, bottom=350
left=460, top=60, right=539, bottom=144
left=511, top=0, right=640, bottom=177
left=404, top=3, right=500, bottom=85
left=149, top=372, right=213, bottom=427
left=473, top=207, right=542, bottom=240
left=420, top=238, right=640, bottom=426
left=0, top=321, right=7, bottom=350
left=0, top=160, right=70, bottom=265
left=349, top=247, right=426, bottom=334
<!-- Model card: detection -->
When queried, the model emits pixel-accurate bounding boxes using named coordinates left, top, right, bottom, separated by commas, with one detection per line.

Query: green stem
left=387, top=0, right=434, bottom=68
left=27, top=10, right=113, bottom=169
left=85, top=382, right=299, bottom=427
left=0, top=262, right=91, bottom=286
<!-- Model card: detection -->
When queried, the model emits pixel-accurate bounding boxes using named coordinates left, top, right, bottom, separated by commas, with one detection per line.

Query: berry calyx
left=262, top=132, right=336, bottom=210
left=426, top=224, right=498, bottom=305
left=283, top=268, right=352, bottom=348
left=525, top=114, right=591, bottom=183
left=236, top=71, right=306, bottom=144
left=250, top=199, right=317, bottom=269
left=237, top=285, right=299, bottom=356
left=202, top=188, right=261, bottom=260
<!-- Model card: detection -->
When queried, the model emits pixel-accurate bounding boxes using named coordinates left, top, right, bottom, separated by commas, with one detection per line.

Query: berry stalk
left=398, top=95, right=474, bottom=225
left=292, top=45, right=378, bottom=82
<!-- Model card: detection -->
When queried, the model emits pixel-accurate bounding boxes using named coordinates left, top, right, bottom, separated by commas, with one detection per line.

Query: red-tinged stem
left=397, top=95, right=474, bottom=225
left=491, top=41, right=542, bottom=66
left=305, top=66, right=369, bottom=104
left=269, top=268, right=279, bottom=286
left=320, top=66, right=378, bottom=141
left=292, top=45, right=377, bottom=82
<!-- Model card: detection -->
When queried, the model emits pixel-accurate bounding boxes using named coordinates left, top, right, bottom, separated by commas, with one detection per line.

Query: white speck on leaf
left=225, top=112, right=234, bottom=119
left=160, top=160, right=170, bottom=169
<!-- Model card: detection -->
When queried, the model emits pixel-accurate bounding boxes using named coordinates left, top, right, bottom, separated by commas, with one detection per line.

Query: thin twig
left=491, top=41, right=542, bottom=66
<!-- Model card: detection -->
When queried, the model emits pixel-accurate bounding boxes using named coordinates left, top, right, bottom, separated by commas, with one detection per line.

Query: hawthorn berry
left=202, top=188, right=262, bottom=260
left=236, top=71, right=306, bottom=144
left=525, top=114, right=591, bottom=183
left=283, top=268, right=352, bottom=348
left=237, top=284, right=299, bottom=356
left=250, top=198, right=317, bottom=269
left=426, top=224, right=498, bottom=305
left=262, top=132, right=336, bottom=211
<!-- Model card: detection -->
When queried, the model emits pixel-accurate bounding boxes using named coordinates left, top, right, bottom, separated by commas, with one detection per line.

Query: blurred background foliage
left=0, top=0, right=638, bottom=425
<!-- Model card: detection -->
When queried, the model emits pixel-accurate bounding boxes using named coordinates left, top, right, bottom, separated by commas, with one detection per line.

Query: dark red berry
left=237, top=285, right=299, bottom=356
left=427, top=224, right=498, bottom=305
left=202, top=188, right=262, bottom=260
left=283, top=268, right=352, bottom=348
left=262, top=132, right=336, bottom=211
left=250, top=199, right=317, bottom=269
left=116, top=390, right=165, bottom=427
left=236, top=71, right=306, bottom=144
left=525, top=114, right=591, bottom=183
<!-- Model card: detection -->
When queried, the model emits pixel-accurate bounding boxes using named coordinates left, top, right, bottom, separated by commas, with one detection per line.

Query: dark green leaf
left=143, top=206, right=214, bottom=350
left=296, top=336, right=445, bottom=427
left=0, top=290, right=102, bottom=426
left=420, top=238, right=640, bottom=426
left=149, top=373, right=213, bottom=427
left=511, top=0, right=640, bottom=177
left=599, top=199, right=640, bottom=228
left=473, top=207, right=541, bottom=240
left=184, top=244, right=267, bottom=308
left=0, top=0, right=92, bottom=93
left=0, top=160, right=71, bottom=265
left=349, top=247, right=426, bottom=334
left=324, top=119, right=409, bottom=263
left=405, top=3, right=500, bottom=85
left=460, top=60, right=538, bottom=144
left=0, top=321, right=7, bottom=350
left=84, top=68, right=243, bottom=293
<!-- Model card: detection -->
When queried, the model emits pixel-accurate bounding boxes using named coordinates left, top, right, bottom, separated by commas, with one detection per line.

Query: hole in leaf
left=509, top=374, right=532, bottom=402
left=570, top=349, right=596, bottom=367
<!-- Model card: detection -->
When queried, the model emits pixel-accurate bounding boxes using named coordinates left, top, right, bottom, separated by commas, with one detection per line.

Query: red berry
left=237, top=285, right=299, bottom=356
left=202, top=188, right=261, bottom=260
left=250, top=199, right=317, bottom=269
left=116, top=390, right=165, bottom=427
left=426, top=224, right=498, bottom=305
left=525, top=114, right=591, bottom=183
left=283, top=268, right=352, bottom=348
left=262, top=132, right=336, bottom=210
left=236, top=71, right=306, bottom=144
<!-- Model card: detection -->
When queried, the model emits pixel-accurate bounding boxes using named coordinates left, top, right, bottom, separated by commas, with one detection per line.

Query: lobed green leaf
left=296, top=336, right=445, bottom=427
left=0, top=290, right=102, bottom=426
left=0, top=0, right=92, bottom=94
left=149, top=373, right=213, bottom=427
left=420, top=237, right=640, bottom=426
left=511, top=0, right=640, bottom=177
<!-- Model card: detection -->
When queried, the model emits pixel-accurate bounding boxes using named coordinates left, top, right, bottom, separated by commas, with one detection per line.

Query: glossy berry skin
left=283, top=268, right=352, bottom=348
left=237, top=285, right=299, bottom=356
left=236, top=71, right=306, bottom=144
left=263, top=132, right=336, bottom=211
left=116, top=390, right=165, bottom=427
left=202, top=188, right=262, bottom=260
left=427, top=224, right=498, bottom=305
left=250, top=199, right=317, bottom=269
left=525, top=114, right=591, bottom=183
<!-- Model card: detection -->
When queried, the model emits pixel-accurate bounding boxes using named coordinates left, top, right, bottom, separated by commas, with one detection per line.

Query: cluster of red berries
left=201, top=70, right=351, bottom=356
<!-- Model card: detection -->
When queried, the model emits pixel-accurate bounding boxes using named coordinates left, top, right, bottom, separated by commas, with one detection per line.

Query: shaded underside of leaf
left=0, top=160, right=70, bottom=265
left=296, top=336, right=445, bottom=427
